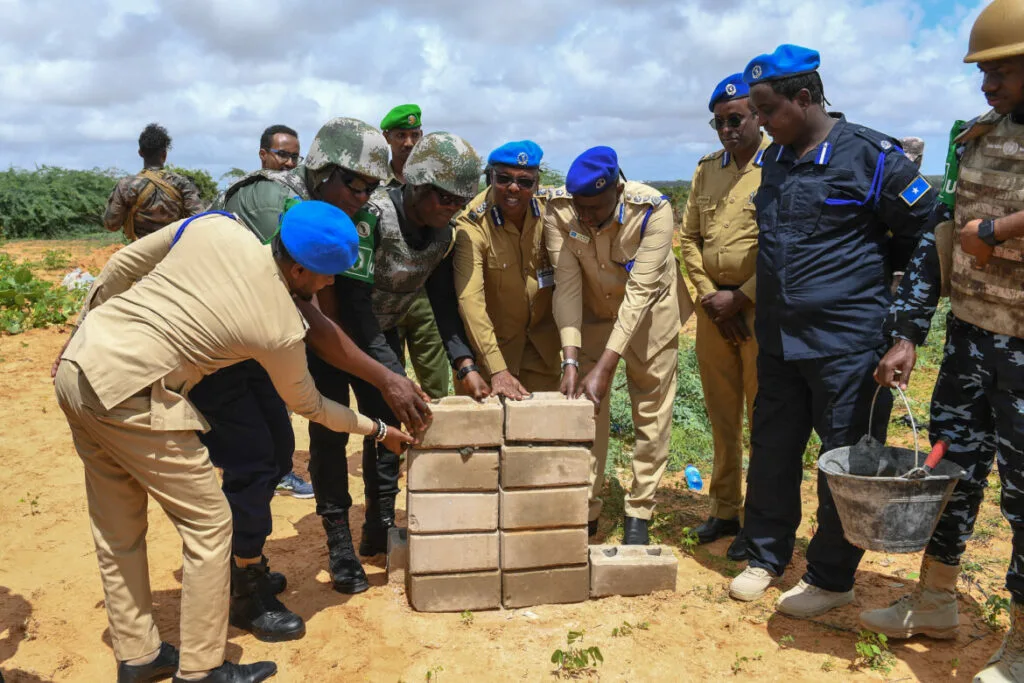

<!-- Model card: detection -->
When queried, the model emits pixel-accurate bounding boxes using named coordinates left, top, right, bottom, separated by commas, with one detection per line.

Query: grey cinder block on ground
left=407, top=492, right=499, bottom=534
left=503, top=565, right=590, bottom=608
left=500, top=528, right=588, bottom=570
left=407, top=449, right=499, bottom=492
left=408, top=532, right=500, bottom=575
left=500, top=445, right=590, bottom=489
left=500, top=487, right=589, bottom=530
left=409, top=571, right=502, bottom=612
left=589, top=545, right=678, bottom=598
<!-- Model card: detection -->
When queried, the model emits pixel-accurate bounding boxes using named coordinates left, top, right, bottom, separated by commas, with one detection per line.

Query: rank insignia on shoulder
left=899, top=176, right=932, bottom=206
left=474, top=202, right=488, bottom=216
left=568, top=230, right=591, bottom=244
left=356, top=220, right=372, bottom=237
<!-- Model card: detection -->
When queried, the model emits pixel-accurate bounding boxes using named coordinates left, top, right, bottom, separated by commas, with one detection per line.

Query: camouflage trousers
left=925, top=315, right=1024, bottom=602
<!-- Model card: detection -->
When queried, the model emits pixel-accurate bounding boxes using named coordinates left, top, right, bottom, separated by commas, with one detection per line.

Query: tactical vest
left=951, top=115, right=1024, bottom=337
left=370, top=190, right=452, bottom=330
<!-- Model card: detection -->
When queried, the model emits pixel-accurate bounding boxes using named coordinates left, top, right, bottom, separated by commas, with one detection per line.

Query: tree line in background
left=0, top=163, right=692, bottom=240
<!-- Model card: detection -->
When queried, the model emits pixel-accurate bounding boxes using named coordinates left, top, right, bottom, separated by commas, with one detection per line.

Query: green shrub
left=166, top=165, right=218, bottom=203
left=0, top=253, right=85, bottom=334
left=0, top=166, right=119, bottom=238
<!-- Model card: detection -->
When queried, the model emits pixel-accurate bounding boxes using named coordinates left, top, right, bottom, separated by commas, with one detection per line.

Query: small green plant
left=951, top=657, right=960, bottom=672
left=731, top=654, right=749, bottom=675
left=40, top=249, right=72, bottom=270
left=611, top=621, right=649, bottom=637
left=983, top=594, right=1011, bottom=629
left=550, top=630, right=603, bottom=678
left=778, top=635, right=795, bottom=649
left=459, top=610, right=474, bottom=626
left=0, top=254, right=86, bottom=334
left=19, top=492, right=40, bottom=515
left=821, top=657, right=835, bottom=672
left=424, top=665, right=443, bottom=681
left=854, top=631, right=895, bottom=674
left=808, top=513, right=818, bottom=536
left=680, top=527, right=699, bottom=555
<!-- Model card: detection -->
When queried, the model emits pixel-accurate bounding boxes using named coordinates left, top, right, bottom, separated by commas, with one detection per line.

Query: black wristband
left=456, top=364, right=479, bottom=381
left=978, top=218, right=1003, bottom=247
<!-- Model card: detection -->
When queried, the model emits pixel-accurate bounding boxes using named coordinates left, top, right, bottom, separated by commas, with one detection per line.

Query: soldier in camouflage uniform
left=104, top=123, right=204, bottom=240
left=862, top=3, right=1024, bottom=680
left=188, top=118, right=431, bottom=640
left=309, top=132, right=489, bottom=590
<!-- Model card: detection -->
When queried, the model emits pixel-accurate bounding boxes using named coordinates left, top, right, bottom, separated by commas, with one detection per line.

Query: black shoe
left=171, top=660, right=277, bottom=683
left=588, top=519, right=599, bottom=537
left=263, top=556, right=286, bottom=595
left=324, top=515, right=370, bottom=594
left=118, top=642, right=179, bottom=683
left=694, top=516, right=740, bottom=545
left=622, top=516, right=649, bottom=545
left=359, top=495, right=395, bottom=557
left=229, top=560, right=305, bottom=642
left=726, top=530, right=749, bottom=561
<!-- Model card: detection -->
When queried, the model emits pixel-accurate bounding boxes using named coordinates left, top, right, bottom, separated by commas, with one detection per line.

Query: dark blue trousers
left=189, top=360, right=294, bottom=558
left=743, top=346, right=891, bottom=592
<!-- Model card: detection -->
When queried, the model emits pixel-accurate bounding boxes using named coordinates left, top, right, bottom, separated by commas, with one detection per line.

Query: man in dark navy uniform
left=727, top=44, right=938, bottom=618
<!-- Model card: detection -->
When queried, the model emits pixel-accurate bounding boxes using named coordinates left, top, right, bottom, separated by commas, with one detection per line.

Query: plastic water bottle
left=684, top=465, right=703, bottom=491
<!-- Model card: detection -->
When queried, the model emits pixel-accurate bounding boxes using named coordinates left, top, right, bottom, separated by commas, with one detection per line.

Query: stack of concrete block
left=405, top=396, right=504, bottom=613
left=500, top=392, right=595, bottom=609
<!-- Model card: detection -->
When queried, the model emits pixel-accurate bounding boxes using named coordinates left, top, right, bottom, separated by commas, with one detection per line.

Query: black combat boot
left=359, top=495, right=395, bottom=557
left=323, top=514, right=370, bottom=594
left=622, top=516, right=650, bottom=545
left=229, top=559, right=305, bottom=642
left=171, top=660, right=277, bottom=683
left=117, top=641, right=179, bottom=683
left=263, top=555, right=286, bottom=595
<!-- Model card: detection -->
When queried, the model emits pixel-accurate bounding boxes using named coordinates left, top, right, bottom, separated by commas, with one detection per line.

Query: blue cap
left=708, top=73, right=749, bottom=112
left=743, top=44, right=821, bottom=85
left=566, top=146, right=618, bottom=197
left=488, top=140, right=543, bottom=169
left=279, top=200, right=359, bottom=275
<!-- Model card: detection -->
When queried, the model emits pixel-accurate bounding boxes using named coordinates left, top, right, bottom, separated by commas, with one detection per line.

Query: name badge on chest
left=568, top=230, right=591, bottom=244
left=537, top=267, right=555, bottom=289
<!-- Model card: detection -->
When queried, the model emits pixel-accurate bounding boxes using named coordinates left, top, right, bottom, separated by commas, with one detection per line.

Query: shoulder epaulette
left=852, top=126, right=902, bottom=153
left=698, top=149, right=725, bottom=164
left=543, top=186, right=573, bottom=201
left=623, top=185, right=668, bottom=208
left=956, top=110, right=1003, bottom=144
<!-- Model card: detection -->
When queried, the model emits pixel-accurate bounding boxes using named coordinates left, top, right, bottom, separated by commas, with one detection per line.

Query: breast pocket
left=778, top=179, right=824, bottom=234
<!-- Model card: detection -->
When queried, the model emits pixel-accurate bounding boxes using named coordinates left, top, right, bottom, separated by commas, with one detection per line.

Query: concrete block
left=386, top=527, right=408, bottom=587
left=500, top=528, right=588, bottom=570
left=407, top=449, right=499, bottom=492
left=407, top=492, right=498, bottom=534
left=589, top=545, right=678, bottom=598
left=500, top=487, right=588, bottom=530
left=502, top=565, right=590, bottom=609
left=500, top=445, right=590, bottom=489
left=504, top=391, right=595, bottom=443
left=417, top=396, right=503, bottom=448
left=408, top=532, right=499, bottom=575
left=409, top=571, right=501, bottom=612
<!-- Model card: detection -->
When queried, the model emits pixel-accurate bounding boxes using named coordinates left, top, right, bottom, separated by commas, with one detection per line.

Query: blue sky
left=0, top=0, right=995, bottom=182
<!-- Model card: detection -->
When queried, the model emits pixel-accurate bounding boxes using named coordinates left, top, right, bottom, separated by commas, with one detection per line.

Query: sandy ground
left=0, top=239, right=1016, bottom=682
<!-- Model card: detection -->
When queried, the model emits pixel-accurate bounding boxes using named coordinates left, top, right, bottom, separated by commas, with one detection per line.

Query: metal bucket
left=818, top=387, right=966, bottom=554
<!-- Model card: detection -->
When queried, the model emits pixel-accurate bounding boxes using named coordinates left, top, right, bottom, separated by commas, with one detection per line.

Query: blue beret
left=566, top=146, right=618, bottom=197
left=709, top=73, right=749, bottom=112
left=743, top=44, right=820, bottom=85
left=488, top=140, right=543, bottom=169
left=279, top=200, right=359, bottom=275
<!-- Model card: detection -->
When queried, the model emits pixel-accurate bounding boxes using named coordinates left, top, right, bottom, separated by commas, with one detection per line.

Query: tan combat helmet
left=403, top=132, right=482, bottom=198
left=305, top=117, right=390, bottom=180
left=965, top=0, right=1024, bottom=63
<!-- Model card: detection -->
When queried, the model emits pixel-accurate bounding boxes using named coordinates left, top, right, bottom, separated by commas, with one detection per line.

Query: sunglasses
left=334, top=169, right=380, bottom=197
left=269, top=148, right=303, bottom=163
left=709, top=114, right=748, bottom=131
left=493, top=172, right=536, bottom=190
left=431, top=186, right=471, bottom=207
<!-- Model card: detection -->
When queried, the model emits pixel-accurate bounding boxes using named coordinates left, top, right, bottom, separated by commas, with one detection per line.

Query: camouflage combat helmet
left=304, top=117, right=390, bottom=180
left=965, top=0, right=1024, bottom=63
left=403, top=132, right=482, bottom=198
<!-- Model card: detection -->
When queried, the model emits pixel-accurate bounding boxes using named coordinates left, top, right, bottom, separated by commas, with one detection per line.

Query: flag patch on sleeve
left=899, top=176, right=932, bottom=206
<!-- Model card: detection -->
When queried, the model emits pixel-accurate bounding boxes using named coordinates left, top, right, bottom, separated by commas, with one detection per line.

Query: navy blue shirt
left=754, top=114, right=937, bottom=360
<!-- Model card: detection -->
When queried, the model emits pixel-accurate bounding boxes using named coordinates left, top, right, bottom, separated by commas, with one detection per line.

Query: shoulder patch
left=899, top=176, right=932, bottom=206
left=698, top=149, right=724, bottom=164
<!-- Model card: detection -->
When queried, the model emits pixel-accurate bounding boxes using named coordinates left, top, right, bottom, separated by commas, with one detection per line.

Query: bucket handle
left=868, top=384, right=920, bottom=470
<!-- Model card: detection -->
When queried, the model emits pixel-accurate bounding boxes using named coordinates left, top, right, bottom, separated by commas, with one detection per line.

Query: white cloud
left=0, top=0, right=995, bottom=180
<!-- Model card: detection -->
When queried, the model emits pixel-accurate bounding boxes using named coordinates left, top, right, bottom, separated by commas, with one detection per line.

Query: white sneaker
left=777, top=580, right=854, bottom=618
left=729, top=567, right=776, bottom=602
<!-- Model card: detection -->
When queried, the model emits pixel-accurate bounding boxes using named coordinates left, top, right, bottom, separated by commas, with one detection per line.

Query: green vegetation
left=550, top=630, right=603, bottom=678
left=0, top=253, right=85, bottom=334
left=610, top=621, right=648, bottom=637
left=0, top=166, right=118, bottom=239
left=166, top=165, right=218, bottom=203
left=853, top=631, right=895, bottom=674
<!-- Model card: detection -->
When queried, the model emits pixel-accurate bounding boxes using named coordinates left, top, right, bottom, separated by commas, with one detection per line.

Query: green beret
left=380, top=104, right=422, bottom=131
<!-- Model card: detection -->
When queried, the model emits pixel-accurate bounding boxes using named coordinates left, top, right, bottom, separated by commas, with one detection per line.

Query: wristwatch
left=560, top=358, right=580, bottom=372
left=456, top=364, right=479, bottom=381
left=978, top=218, right=1003, bottom=247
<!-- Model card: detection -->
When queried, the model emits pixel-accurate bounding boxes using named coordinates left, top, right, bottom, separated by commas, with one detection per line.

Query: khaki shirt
left=679, top=135, right=771, bottom=302
left=63, top=214, right=375, bottom=436
left=453, top=188, right=560, bottom=377
left=544, top=181, right=692, bottom=361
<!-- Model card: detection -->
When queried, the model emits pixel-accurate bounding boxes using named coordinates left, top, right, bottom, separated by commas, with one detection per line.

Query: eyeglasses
left=431, top=186, right=471, bottom=207
left=269, top=149, right=303, bottom=163
left=708, top=114, right=748, bottom=131
left=334, top=169, right=380, bottom=198
left=493, top=173, right=537, bottom=190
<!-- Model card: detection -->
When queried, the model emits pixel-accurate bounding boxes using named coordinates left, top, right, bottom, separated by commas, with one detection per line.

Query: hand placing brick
left=416, top=396, right=503, bottom=448
left=503, top=392, right=596, bottom=443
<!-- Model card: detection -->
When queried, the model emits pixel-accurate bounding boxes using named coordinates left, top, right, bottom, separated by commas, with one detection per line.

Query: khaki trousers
left=695, top=305, right=758, bottom=520
left=585, top=335, right=678, bottom=521
left=54, top=362, right=232, bottom=673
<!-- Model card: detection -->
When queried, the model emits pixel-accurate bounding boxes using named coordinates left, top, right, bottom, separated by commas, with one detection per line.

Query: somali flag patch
left=899, top=176, right=932, bottom=206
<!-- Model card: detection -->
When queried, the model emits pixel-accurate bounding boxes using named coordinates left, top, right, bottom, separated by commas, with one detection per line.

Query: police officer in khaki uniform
left=545, top=146, right=693, bottom=544
left=679, top=73, right=771, bottom=559
left=52, top=204, right=412, bottom=683
left=454, top=140, right=560, bottom=398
